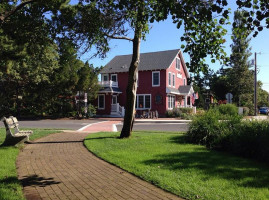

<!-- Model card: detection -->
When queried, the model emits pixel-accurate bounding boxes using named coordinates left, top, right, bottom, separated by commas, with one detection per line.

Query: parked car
left=259, top=107, right=269, bottom=115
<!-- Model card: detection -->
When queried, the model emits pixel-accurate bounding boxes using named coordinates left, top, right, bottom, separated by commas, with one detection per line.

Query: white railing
left=177, top=105, right=193, bottom=108
left=176, top=105, right=196, bottom=114
left=98, top=80, right=118, bottom=87
left=119, top=104, right=125, bottom=117
left=111, top=103, right=125, bottom=117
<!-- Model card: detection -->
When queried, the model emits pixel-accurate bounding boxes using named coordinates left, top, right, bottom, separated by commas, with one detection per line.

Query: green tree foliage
left=229, top=10, right=254, bottom=108
left=0, top=1, right=101, bottom=117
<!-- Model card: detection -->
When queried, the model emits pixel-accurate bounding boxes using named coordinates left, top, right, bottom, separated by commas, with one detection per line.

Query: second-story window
left=168, top=72, right=171, bottom=86
left=152, top=71, right=160, bottom=87
left=176, top=58, right=180, bottom=70
left=103, top=74, right=108, bottom=82
left=111, top=74, right=117, bottom=82
left=183, top=78, right=186, bottom=86
left=172, top=73, right=175, bottom=87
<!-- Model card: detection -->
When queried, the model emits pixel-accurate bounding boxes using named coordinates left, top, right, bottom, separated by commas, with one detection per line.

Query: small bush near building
left=165, top=108, right=193, bottom=119
left=187, top=108, right=269, bottom=163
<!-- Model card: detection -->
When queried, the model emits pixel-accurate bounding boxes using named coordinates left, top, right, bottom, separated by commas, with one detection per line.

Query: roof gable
left=101, top=49, right=182, bottom=73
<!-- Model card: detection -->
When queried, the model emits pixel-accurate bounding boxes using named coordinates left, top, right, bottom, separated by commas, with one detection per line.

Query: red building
left=94, top=49, right=195, bottom=117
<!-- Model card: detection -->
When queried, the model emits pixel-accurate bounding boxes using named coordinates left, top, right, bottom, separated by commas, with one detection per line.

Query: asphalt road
left=117, top=122, right=189, bottom=132
left=0, top=119, right=189, bottom=132
left=0, top=119, right=103, bottom=130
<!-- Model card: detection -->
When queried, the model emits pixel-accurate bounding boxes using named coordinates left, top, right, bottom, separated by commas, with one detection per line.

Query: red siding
left=95, top=52, right=190, bottom=116
left=166, top=54, right=188, bottom=108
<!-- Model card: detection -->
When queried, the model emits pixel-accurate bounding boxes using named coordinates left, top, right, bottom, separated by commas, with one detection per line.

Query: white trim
left=136, top=94, right=151, bottom=110
left=183, top=78, right=186, bottom=86
left=152, top=71, right=160, bottom=87
left=176, top=57, right=181, bottom=70
left=102, top=74, right=108, bottom=82
left=168, top=95, right=176, bottom=110
left=168, top=72, right=171, bottom=86
left=172, top=73, right=175, bottom=87
left=111, top=74, right=117, bottom=82
left=98, top=94, right=105, bottom=110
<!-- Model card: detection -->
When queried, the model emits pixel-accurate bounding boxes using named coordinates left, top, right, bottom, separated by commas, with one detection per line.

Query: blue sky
left=77, top=1, right=269, bottom=93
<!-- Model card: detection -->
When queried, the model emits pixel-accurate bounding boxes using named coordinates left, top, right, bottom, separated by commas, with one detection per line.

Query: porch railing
left=111, top=103, right=125, bottom=117
left=98, top=80, right=118, bottom=87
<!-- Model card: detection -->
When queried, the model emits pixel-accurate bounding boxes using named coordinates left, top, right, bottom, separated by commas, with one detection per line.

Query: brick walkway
left=17, top=121, right=183, bottom=200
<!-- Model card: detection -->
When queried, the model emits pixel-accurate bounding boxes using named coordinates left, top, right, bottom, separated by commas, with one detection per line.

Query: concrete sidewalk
left=17, top=121, right=183, bottom=200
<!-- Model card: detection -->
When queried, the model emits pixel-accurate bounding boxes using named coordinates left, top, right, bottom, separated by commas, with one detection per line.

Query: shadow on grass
left=20, top=175, right=61, bottom=187
left=0, top=176, right=21, bottom=185
left=144, top=135, right=269, bottom=189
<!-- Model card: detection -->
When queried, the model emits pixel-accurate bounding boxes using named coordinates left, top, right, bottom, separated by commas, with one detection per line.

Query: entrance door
left=111, top=95, right=117, bottom=112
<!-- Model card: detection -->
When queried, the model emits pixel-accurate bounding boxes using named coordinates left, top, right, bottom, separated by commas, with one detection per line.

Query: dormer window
left=176, top=58, right=180, bottom=70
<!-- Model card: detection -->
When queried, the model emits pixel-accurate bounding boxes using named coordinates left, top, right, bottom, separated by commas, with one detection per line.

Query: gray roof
left=101, top=49, right=181, bottom=73
left=166, top=85, right=193, bottom=95
left=98, top=87, right=122, bottom=94
left=178, top=85, right=192, bottom=94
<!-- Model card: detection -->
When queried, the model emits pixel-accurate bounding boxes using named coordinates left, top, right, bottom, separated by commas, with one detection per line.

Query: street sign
left=225, top=93, right=233, bottom=103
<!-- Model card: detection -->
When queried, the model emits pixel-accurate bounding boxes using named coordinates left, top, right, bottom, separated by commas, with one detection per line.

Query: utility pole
left=254, top=52, right=257, bottom=116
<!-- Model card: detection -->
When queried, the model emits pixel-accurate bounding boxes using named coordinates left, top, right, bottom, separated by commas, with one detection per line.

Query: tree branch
left=0, top=0, right=36, bottom=23
left=104, top=32, right=133, bottom=41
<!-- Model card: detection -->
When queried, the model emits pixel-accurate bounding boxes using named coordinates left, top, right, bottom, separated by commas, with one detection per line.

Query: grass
left=0, top=128, right=61, bottom=200
left=84, top=131, right=269, bottom=200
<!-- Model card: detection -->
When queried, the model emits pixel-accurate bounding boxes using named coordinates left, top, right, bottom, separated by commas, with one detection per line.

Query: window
left=136, top=94, right=151, bottom=109
left=98, top=95, right=105, bottom=109
left=168, top=95, right=175, bottom=109
left=183, top=78, right=186, bottom=86
left=102, top=74, right=108, bottom=82
left=111, top=74, right=117, bottom=82
left=172, top=73, right=175, bottom=87
left=168, top=72, right=171, bottom=86
left=152, top=71, right=160, bottom=87
left=176, top=58, right=180, bottom=70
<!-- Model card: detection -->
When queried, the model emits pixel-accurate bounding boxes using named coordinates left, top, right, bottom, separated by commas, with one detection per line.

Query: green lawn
left=0, top=128, right=61, bottom=200
left=84, top=131, right=269, bottom=200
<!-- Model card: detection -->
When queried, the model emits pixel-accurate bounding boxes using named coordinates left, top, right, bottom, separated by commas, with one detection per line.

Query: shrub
left=186, top=108, right=269, bottom=163
left=165, top=108, right=193, bottom=119
left=217, top=104, right=238, bottom=116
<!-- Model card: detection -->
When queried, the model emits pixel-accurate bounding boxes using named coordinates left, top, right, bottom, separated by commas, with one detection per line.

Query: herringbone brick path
left=16, top=121, right=182, bottom=200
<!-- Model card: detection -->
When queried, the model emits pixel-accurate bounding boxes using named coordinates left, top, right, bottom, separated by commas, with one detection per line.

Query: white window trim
left=98, top=94, right=105, bottom=110
left=152, top=71, right=160, bottom=87
left=111, top=74, right=117, bottom=82
left=168, top=95, right=175, bottom=110
left=172, top=73, right=175, bottom=87
left=102, top=74, right=108, bottom=82
left=176, top=58, right=181, bottom=70
left=136, top=94, right=151, bottom=110
left=183, top=78, right=186, bottom=86
left=168, top=72, right=171, bottom=86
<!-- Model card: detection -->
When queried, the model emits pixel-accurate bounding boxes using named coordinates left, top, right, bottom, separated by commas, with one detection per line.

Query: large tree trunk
left=120, top=28, right=141, bottom=138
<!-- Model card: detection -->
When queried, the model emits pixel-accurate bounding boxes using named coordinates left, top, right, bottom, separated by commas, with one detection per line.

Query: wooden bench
left=1, top=116, right=33, bottom=146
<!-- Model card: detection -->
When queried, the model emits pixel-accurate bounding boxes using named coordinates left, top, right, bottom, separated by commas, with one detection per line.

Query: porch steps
left=110, top=112, right=122, bottom=118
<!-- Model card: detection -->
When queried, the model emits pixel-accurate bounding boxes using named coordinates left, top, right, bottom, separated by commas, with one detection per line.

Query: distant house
left=93, top=49, right=195, bottom=116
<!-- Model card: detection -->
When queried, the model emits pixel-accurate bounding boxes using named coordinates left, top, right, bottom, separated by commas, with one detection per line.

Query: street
left=0, top=119, right=189, bottom=132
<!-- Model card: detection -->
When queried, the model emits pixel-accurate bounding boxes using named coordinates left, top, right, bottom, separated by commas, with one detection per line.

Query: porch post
left=184, top=95, right=187, bottom=108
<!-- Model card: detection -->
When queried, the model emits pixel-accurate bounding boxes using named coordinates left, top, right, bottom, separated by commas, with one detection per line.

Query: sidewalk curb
left=134, top=120, right=192, bottom=124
